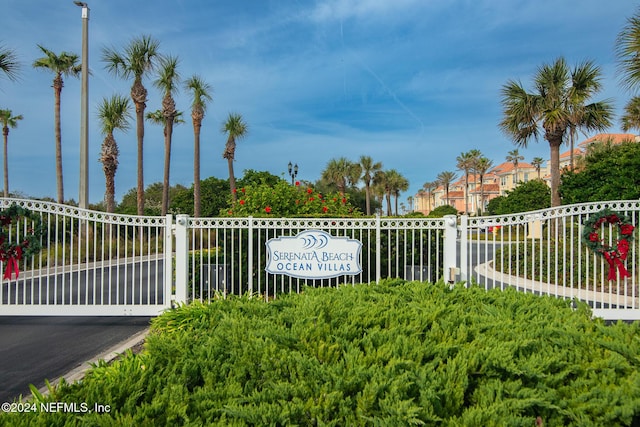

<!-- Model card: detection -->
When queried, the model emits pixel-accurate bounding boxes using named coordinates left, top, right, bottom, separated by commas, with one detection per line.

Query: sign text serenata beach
left=265, top=230, right=362, bottom=279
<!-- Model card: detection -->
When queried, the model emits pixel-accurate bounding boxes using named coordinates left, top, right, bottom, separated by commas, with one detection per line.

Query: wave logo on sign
left=265, top=229, right=362, bottom=279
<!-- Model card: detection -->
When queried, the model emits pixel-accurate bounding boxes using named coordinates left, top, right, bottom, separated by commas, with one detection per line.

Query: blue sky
left=1, top=0, right=639, bottom=205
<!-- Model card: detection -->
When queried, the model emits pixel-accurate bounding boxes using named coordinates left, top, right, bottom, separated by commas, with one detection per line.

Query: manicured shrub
left=3, top=281, right=640, bottom=426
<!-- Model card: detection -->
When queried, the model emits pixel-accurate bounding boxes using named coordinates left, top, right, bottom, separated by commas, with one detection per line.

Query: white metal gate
left=1, top=198, right=639, bottom=321
left=460, top=201, right=640, bottom=321
left=0, top=199, right=172, bottom=316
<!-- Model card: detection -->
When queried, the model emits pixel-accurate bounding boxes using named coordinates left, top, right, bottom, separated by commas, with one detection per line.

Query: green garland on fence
left=582, top=208, right=635, bottom=280
left=0, top=204, right=43, bottom=280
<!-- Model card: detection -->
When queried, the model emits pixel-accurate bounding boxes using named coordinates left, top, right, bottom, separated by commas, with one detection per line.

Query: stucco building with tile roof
left=413, top=133, right=639, bottom=216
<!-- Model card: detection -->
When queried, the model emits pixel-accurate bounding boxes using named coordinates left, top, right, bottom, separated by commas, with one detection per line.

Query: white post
left=375, top=214, right=381, bottom=284
left=459, top=214, right=468, bottom=283
left=174, top=214, right=189, bottom=305
left=164, top=214, right=173, bottom=308
left=443, top=214, right=458, bottom=284
left=247, top=216, right=253, bottom=295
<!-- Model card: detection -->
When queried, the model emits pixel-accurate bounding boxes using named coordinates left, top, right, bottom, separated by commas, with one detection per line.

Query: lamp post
left=74, top=1, right=89, bottom=209
left=287, top=162, right=298, bottom=185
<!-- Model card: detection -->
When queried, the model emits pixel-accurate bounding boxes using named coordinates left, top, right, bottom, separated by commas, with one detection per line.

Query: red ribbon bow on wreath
left=1, top=246, right=22, bottom=280
left=583, top=209, right=635, bottom=281
left=0, top=205, right=43, bottom=281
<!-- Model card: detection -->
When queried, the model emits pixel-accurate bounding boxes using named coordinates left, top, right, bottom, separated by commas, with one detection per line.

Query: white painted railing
left=459, top=201, right=640, bottom=320
left=1, top=198, right=638, bottom=320
left=175, top=215, right=447, bottom=303
left=0, top=198, right=171, bottom=316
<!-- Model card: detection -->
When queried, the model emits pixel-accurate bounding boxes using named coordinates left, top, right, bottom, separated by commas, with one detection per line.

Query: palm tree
left=381, top=170, right=396, bottom=216
left=505, top=149, right=524, bottom=186
left=456, top=149, right=480, bottom=214
left=321, top=157, right=353, bottom=195
left=222, top=113, right=248, bottom=202
left=102, top=35, right=161, bottom=215
left=617, top=12, right=640, bottom=133
left=422, top=181, right=437, bottom=213
left=617, top=11, right=640, bottom=93
left=0, top=109, right=23, bottom=197
left=531, top=157, right=544, bottom=179
left=379, top=169, right=409, bottom=216
left=500, top=57, right=613, bottom=207
left=0, top=44, right=20, bottom=83
left=620, top=97, right=640, bottom=132
left=372, top=171, right=387, bottom=215
left=97, top=95, right=131, bottom=212
left=185, top=75, right=212, bottom=218
left=388, top=170, right=409, bottom=216
left=33, top=45, right=81, bottom=203
left=358, top=155, right=382, bottom=215
left=146, top=108, right=185, bottom=214
left=436, top=171, right=457, bottom=207
left=347, top=162, right=362, bottom=191
left=152, top=55, right=180, bottom=216
left=474, top=157, right=493, bottom=215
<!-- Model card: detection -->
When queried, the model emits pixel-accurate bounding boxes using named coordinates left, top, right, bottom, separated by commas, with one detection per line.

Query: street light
left=74, top=1, right=89, bottom=209
left=287, top=162, right=298, bottom=185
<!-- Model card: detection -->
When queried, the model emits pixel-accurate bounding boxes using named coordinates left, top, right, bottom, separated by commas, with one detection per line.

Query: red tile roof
left=559, top=148, right=583, bottom=160
left=578, top=133, right=639, bottom=148
left=490, top=161, right=534, bottom=175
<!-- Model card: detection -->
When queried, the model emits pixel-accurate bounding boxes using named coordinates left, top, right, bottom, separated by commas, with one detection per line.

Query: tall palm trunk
left=569, top=127, right=576, bottom=171
left=224, top=138, right=237, bottom=202
left=101, top=133, right=118, bottom=212
left=464, top=175, right=469, bottom=213
left=548, top=135, right=563, bottom=207
left=161, top=96, right=176, bottom=215
left=385, top=191, right=392, bottom=216
left=479, top=175, right=485, bottom=214
left=53, top=75, right=64, bottom=203
left=394, top=193, right=399, bottom=216
left=2, top=126, right=8, bottom=197
left=364, top=182, right=371, bottom=215
left=132, top=78, right=147, bottom=215
left=192, top=105, right=204, bottom=217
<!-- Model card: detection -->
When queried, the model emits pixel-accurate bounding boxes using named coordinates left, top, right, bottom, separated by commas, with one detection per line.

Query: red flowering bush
left=223, top=180, right=359, bottom=217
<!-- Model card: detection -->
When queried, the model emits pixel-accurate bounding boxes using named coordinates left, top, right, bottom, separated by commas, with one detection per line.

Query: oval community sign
left=265, top=230, right=362, bottom=279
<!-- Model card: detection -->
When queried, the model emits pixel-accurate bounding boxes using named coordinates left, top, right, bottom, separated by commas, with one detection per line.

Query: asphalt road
left=0, top=316, right=151, bottom=403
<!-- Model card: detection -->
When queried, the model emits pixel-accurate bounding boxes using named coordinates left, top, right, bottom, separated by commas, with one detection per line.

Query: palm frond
left=97, top=94, right=132, bottom=135
left=184, top=75, right=213, bottom=111
left=616, top=14, right=640, bottom=92
left=0, top=44, right=20, bottom=81
left=154, top=55, right=180, bottom=95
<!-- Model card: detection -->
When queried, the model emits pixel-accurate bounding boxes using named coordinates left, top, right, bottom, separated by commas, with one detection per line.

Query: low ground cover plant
left=3, top=281, right=640, bottom=426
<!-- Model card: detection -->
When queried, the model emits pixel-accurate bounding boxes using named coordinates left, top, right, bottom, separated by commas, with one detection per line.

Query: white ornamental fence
left=0, top=198, right=639, bottom=320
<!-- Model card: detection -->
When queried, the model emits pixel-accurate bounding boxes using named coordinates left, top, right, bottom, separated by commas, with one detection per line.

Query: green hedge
left=3, top=281, right=640, bottom=426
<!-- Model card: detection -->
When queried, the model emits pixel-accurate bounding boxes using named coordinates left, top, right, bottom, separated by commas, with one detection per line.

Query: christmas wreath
left=0, top=204, right=43, bottom=280
left=582, top=208, right=635, bottom=281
